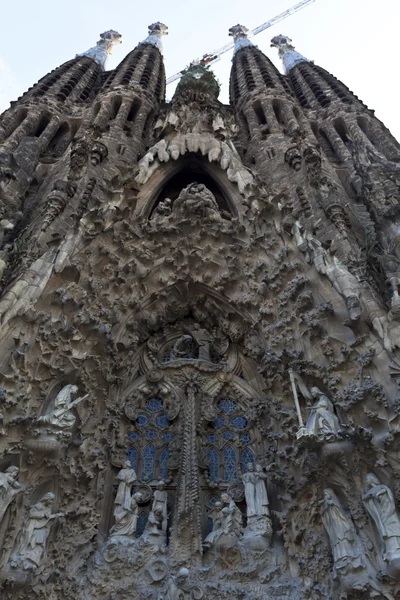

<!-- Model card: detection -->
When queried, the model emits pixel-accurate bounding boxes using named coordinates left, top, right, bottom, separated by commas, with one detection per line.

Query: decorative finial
left=139, top=22, right=168, bottom=55
left=77, top=30, right=122, bottom=71
left=229, top=25, right=255, bottom=55
left=270, top=34, right=310, bottom=74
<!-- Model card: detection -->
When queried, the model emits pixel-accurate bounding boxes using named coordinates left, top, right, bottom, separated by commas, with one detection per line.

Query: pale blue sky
left=1, top=0, right=400, bottom=139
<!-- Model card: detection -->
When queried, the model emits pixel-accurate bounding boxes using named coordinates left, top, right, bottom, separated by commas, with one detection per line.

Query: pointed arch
left=135, top=156, right=243, bottom=219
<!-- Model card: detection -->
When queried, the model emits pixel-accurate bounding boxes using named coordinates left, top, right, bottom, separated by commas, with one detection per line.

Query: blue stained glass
left=213, top=415, right=225, bottom=430
left=145, top=398, right=163, bottom=413
left=137, top=414, right=149, bottom=428
left=155, top=414, right=169, bottom=429
left=208, top=448, right=219, bottom=482
left=127, top=447, right=138, bottom=471
left=163, top=433, right=175, bottom=442
left=224, top=445, right=237, bottom=481
left=142, top=444, right=155, bottom=480
left=207, top=434, right=217, bottom=444
left=231, top=416, right=248, bottom=430
left=145, top=429, right=158, bottom=440
left=218, top=398, right=237, bottom=415
left=137, top=511, right=148, bottom=537
left=242, top=448, right=255, bottom=473
left=128, top=432, right=139, bottom=441
left=160, top=448, right=169, bottom=479
left=224, top=430, right=236, bottom=440
left=207, top=495, right=219, bottom=507
left=240, top=434, right=251, bottom=444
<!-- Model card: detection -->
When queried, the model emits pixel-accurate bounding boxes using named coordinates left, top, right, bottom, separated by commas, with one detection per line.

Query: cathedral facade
left=1, top=21, right=400, bottom=600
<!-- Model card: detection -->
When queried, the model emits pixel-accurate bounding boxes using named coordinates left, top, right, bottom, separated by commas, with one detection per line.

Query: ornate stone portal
left=1, top=15, right=400, bottom=600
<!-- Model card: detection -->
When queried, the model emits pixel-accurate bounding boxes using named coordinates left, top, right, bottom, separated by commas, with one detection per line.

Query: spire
left=270, top=34, right=310, bottom=74
left=229, top=25, right=256, bottom=55
left=139, top=22, right=168, bottom=55
left=77, top=30, right=122, bottom=71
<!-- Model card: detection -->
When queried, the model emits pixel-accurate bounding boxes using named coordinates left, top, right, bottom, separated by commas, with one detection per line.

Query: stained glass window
left=240, top=434, right=251, bottom=444
left=207, top=434, right=217, bottom=444
left=242, top=448, right=255, bottom=473
left=163, top=432, right=174, bottom=443
left=145, top=429, right=158, bottom=440
left=223, top=430, right=236, bottom=441
left=155, top=414, right=169, bottom=429
left=208, top=448, right=219, bottom=482
left=218, top=398, right=237, bottom=415
left=213, top=415, right=225, bottom=430
left=145, top=398, right=163, bottom=413
left=136, top=414, right=149, bottom=428
left=128, top=432, right=139, bottom=441
left=231, top=416, right=248, bottom=430
left=142, top=444, right=155, bottom=480
left=224, top=445, right=237, bottom=481
left=160, top=448, right=169, bottom=479
left=137, top=511, right=148, bottom=537
left=127, top=447, right=138, bottom=471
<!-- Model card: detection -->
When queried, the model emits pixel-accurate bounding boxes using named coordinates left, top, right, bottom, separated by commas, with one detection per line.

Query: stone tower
left=0, top=21, right=400, bottom=600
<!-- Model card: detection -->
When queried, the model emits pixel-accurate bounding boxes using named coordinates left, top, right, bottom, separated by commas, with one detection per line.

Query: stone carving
left=10, top=493, right=63, bottom=572
left=152, top=480, right=168, bottom=534
left=0, top=466, right=24, bottom=526
left=305, top=387, right=341, bottom=442
left=172, top=183, right=222, bottom=222
left=321, top=489, right=366, bottom=582
left=38, top=384, right=87, bottom=432
left=363, top=473, right=400, bottom=579
left=41, top=180, right=76, bottom=232
left=203, top=501, right=223, bottom=548
left=242, top=462, right=270, bottom=519
left=160, top=568, right=191, bottom=600
left=114, top=461, right=137, bottom=514
left=109, top=491, right=142, bottom=538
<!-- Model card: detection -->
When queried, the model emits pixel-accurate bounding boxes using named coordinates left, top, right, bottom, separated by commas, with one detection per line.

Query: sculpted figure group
left=322, top=474, right=400, bottom=588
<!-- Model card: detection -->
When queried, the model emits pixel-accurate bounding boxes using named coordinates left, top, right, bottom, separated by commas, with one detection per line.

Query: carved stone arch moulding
left=134, top=156, right=246, bottom=219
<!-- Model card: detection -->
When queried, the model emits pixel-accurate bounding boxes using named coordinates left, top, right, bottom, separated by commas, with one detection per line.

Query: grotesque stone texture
left=0, top=19, right=400, bottom=600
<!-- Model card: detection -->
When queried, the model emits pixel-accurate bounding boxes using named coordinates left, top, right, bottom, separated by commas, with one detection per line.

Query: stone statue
left=173, top=183, right=222, bottom=222
left=114, top=461, right=137, bottom=513
left=305, top=387, right=341, bottom=442
left=11, top=492, right=63, bottom=571
left=321, top=488, right=365, bottom=578
left=0, top=466, right=24, bottom=525
left=38, top=384, right=88, bottom=431
left=160, top=567, right=191, bottom=600
left=142, top=507, right=165, bottom=549
left=152, top=480, right=168, bottom=533
left=220, top=492, right=243, bottom=536
left=204, top=501, right=223, bottom=548
left=186, top=323, right=214, bottom=362
left=363, top=473, right=400, bottom=578
left=109, top=491, right=142, bottom=538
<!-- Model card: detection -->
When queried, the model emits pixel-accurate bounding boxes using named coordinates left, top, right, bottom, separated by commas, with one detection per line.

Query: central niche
left=149, top=161, right=233, bottom=218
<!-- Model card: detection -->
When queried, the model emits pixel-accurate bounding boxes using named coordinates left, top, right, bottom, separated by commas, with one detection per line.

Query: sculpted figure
left=114, top=461, right=137, bottom=513
left=204, top=501, right=223, bottom=548
left=363, top=473, right=400, bottom=577
left=38, top=384, right=87, bottom=431
left=152, top=480, right=168, bottom=533
left=321, top=489, right=365, bottom=577
left=11, top=493, right=63, bottom=571
left=186, top=323, right=214, bottom=362
left=109, top=492, right=142, bottom=538
left=306, top=387, right=341, bottom=442
left=160, top=568, right=191, bottom=600
left=0, top=466, right=24, bottom=525
left=221, top=492, right=243, bottom=536
left=173, top=183, right=222, bottom=222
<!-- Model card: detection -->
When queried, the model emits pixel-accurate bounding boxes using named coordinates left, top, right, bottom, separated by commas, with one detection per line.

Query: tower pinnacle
left=229, top=25, right=256, bottom=55
left=77, top=30, right=122, bottom=71
left=270, top=34, right=310, bottom=74
left=139, top=22, right=168, bottom=55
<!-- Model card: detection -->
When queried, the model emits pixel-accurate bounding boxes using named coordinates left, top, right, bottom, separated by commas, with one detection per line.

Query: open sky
left=1, top=0, right=400, bottom=140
